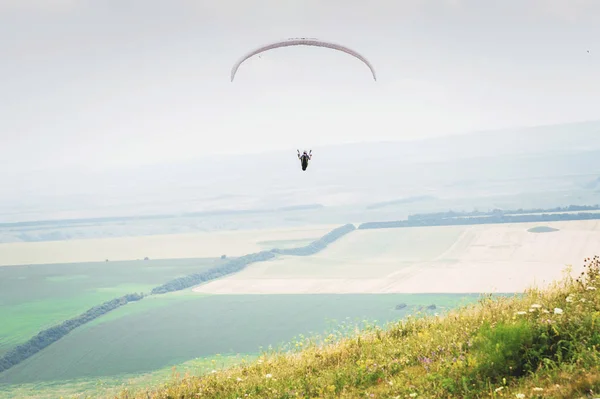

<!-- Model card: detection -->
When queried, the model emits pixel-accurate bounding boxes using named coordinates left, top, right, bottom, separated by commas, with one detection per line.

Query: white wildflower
left=495, top=387, right=504, bottom=392
left=566, top=295, right=574, bottom=303
left=554, top=307, right=563, bottom=314
left=587, top=286, right=597, bottom=291
left=542, top=309, right=550, bottom=313
left=516, top=311, right=527, bottom=315
left=211, top=370, right=217, bottom=374
left=236, top=377, right=243, bottom=382
left=515, top=394, right=525, bottom=399
left=265, top=373, right=272, bottom=379
left=581, top=298, right=587, bottom=302
left=532, top=387, right=543, bottom=392
left=530, top=303, right=542, bottom=309
left=409, top=394, right=418, bottom=398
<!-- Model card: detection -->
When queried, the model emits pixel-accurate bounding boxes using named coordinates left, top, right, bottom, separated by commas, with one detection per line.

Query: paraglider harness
left=297, top=150, right=312, bottom=171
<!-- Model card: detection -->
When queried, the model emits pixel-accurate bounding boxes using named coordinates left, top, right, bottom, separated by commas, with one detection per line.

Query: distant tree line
left=151, top=224, right=356, bottom=294
left=360, top=210, right=600, bottom=230
left=271, top=223, right=356, bottom=256
left=0, top=293, right=144, bottom=373
left=407, top=204, right=600, bottom=221
left=150, top=251, right=276, bottom=294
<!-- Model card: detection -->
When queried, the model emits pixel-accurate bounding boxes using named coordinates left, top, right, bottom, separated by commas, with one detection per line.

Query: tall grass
left=109, top=257, right=600, bottom=398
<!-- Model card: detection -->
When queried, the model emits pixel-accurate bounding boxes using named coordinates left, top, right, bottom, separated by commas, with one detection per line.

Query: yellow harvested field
left=0, top=225, right=338, bottom=266
left=194, top=220, right=600, bottom=294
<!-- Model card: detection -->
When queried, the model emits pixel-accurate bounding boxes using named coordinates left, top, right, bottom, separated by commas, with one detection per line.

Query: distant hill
left=312, top=119, right=600, bottom=163
left=3, top=119, right=600, bottom=223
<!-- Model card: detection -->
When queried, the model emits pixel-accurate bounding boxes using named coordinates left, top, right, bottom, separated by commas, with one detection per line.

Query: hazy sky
left=1, top=0, right=599, bottom=173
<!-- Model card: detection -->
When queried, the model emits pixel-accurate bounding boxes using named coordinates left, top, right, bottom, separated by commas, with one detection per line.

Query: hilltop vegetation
left=116, top=257, right=600, bottom=399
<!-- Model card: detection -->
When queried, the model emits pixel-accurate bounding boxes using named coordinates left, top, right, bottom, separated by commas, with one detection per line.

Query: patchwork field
left=2, top=218, right=599, bottom=397
left=0, top=224, right=338, bottom=266
left=0, top=292, right=482, bottom=385
left=0, top=258, right=228, bottom=355
left=194, top=220, right=600, bottom=295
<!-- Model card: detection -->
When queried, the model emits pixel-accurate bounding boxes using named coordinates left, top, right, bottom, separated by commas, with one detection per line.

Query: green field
left=0, top=258, right=225, bottom=354
left=0, top=292, right=485, bottom=385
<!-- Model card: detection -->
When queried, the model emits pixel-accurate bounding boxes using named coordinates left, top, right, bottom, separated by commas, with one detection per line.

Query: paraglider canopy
left=230, top=38, right=377, bottom=82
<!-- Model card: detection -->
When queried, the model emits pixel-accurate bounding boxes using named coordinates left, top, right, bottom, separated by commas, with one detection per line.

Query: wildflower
left=495, top=387, right=504, bottom=392
left=211, top=370, right=217, bottom=374
left=542, top=309, right=550, bottom=313
left=265, top=373, right=272, bottom=379
left=409, top=394, right=418, bottom=398
left=532, top=387, right=543, bottom=392
left=587, top=286, right=597, bottom=290
left=516, top=311, right=527, bottom=315
left=236, top=377, right=243, bottom=382
left=554, top=308, right=563, bottom=314
left=530, top=303, right=542, bottom=309
left=515, top=394, right=525, bottom=399
left=566, top=295, right=574, bottom=303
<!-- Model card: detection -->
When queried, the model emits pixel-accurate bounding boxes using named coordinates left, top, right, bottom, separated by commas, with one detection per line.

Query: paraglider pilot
left=297, top=150, right=312, bottom=171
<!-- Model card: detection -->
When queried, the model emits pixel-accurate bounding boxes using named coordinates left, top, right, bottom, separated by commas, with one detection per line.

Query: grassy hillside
left=115, top=256, right=600, bottom=399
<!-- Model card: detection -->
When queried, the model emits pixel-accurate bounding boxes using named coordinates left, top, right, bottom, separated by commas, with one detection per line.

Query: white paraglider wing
left=230, top=38, right=377, bottom=81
